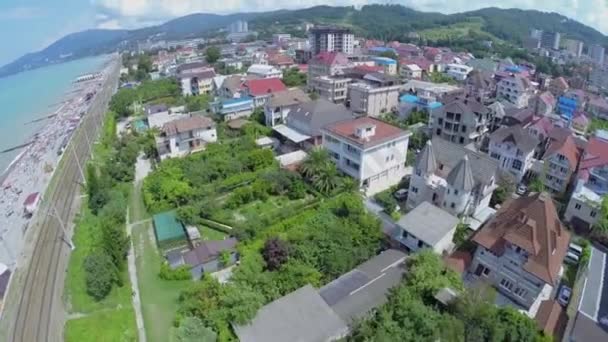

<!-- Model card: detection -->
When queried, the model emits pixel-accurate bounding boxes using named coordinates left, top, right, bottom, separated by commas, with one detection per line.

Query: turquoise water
left=0, top=56, right=107, bottom=172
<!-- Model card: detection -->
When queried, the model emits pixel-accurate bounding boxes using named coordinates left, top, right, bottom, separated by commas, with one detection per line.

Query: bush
left=159, top=262, right=192, bottom=281
left=374, top=189, right=398, bottom=214
left=262, top=238, right=290, bottom=271
left=84, top=252, right=117, bottom=301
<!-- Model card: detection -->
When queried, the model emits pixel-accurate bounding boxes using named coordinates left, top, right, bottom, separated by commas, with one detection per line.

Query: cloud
left=0, top=6, right=46, bottom=20
left=92, top=0, right=608, bottom=34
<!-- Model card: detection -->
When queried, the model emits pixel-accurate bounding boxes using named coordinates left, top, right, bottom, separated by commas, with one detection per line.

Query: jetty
left=1, top=141, right=34, bottom=154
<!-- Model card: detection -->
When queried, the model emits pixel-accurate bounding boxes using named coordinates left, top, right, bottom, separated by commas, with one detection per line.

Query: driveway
left=364, top=198, right=399, bottom=236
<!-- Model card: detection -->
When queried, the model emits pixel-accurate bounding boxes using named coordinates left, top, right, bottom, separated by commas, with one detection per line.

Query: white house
left=497, top=74, right=533, bottom=109
left=488, top=125, right=539, bottom=182
left=264, top=88, right=311, bottom=127
left=445, top=64, right=473, bottom=81
left=393, top=202, right=459, bottom=254
left=247, top=64, right=283, bottom=79
left=322, top=117, right=410, bottom=195
left=400, top=64, right=423, bottom=79
left=179, top=69, right=216, bottom=96
left=408, top=137, right=499, bottom=230
left=156, top=116, right=217, bottom=160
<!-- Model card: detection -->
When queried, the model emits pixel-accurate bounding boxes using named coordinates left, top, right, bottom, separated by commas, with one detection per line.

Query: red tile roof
left=444, top=251, right=472, bottom=274
left=545, top=133, right=581, bottom=169
left=323, top=117, right=408, bottom=149
left=354, top=65, right=384, bottom=73
left=242, top=78, right=287, bottom=97
left=268, top=54, right=295, bottom=66
left=535, top=300, right=567, bottom=338
left=578, top=137, right=608, bottom=175
left=472, top=193, right=570, bottom=284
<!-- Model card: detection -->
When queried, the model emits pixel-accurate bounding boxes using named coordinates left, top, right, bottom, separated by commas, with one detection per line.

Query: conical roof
left=416, top=140, right=436, bottom=174
left=446, top=154, right=475, bottom=191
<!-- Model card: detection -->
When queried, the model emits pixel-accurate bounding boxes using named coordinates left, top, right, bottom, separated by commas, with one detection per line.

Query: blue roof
left=400, top=94, right=443, bottom=109
left=133, top=119, right=148, bottom=132
left=371, top=56, right=397, bottom=65
left=369, top=47, right=396, bottom=53
left=222, top=97, right=253, bottom=106
left=400, top=94, right=419, bottom=103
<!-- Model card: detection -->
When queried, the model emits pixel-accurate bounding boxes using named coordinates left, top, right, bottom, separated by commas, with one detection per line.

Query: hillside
left=1, top=5, right=607, bottom=78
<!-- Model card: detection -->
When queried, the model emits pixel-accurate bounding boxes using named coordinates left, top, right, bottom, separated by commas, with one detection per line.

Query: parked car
left=558, top=285, right=572, bottom=306
left=516, top=184, right=528, bottom=196
left=394, top=189, right=408, bottom=200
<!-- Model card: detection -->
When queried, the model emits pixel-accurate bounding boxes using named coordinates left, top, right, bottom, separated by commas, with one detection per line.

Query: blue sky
left=2, top=0, right=608, bottom=66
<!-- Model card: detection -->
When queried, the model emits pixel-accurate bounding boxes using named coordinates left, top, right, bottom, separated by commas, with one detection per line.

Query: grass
left=417, top=18, right=495, bottom=41
left=562, top=262, right=578, bottom=288
left=199, top=225, right=228, bottom=240
left=133, top=221, right=193, bottom=342
left=64, top=308, right=137, bottom=342
left=129, top=181, right=150, bottom=224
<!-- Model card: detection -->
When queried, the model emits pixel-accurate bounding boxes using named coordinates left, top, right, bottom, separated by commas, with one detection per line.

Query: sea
left=0, top=56, right=107, bottom=173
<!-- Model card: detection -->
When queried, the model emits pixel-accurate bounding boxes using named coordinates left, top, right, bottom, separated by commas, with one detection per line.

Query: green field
left=199, top=225, right=228, bottom=240
left=65, top=308, right=137, bottom=342
left=417, top=18, right=495, bottom=41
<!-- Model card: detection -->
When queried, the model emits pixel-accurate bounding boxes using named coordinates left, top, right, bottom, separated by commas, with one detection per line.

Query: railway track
left=8, top=58, right=120, bottom=342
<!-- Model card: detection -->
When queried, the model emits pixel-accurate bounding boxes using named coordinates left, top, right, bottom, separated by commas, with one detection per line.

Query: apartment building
left=179, top=69, right=216, bottom=96
left=407, top=137, right=499, bottom=226
left=322, top=117, right=410, bottom=195
left=589, top=44, right=606, bottom=65
left=488, top=125, right=539, bottom=183
left=309, top=26, right=354, bottom=55
left=348, top=73, right=400, bottom=117
left=247, top=64, right=283, bottom=79
left=310, top=76, right=351, bottom=104
left=370, top=57, right=398, bottom=75
left=445, top=64, right=473, bottom=81
left=590, top=65, right=608, bottom=90
left=541, top=134, right=581, bottom=195
left=548, top=77, right=569, bottom=97
left=264, top=88, right=311, bottom=127
left=156, top=116, right=217, bottom=160
left=430, top=98, right=491, bottom=146
left=564, top=136, right=608, bottom=230
left=470, top=193, right=570, bottom=309
left=465, top=70, right=496, bottom=103
left=497, top=74, right=533, bottom=108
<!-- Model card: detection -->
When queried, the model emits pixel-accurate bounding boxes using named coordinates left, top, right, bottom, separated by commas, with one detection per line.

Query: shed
left=153, top=211, right=188, bottom=250
left=395, top=202, right=459, bottom=254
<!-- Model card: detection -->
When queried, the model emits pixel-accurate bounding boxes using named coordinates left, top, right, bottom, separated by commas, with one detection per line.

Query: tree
left=453, top=222, right=471, bottom=246
left=408, top=130, right=429, bottom=151
left=299, top=147, right=331, bottom=180
left=311, top=162, right=340, bottom=194
left=171, top=317, right=217, bottom=342
left=221, top=285, right=265, bottom=325
left=529, top=176, right=545, bottom=193
left=262, top=238, right=290, bottom=271
left=84, top=252, right=117, bottom=301
left=282, top=67, right=307, bottom=87
left=205, top=46, right=221, bottom=63
left=594, top=196, right=608, bottom=234
left=490, top=173, right=516, bottom=207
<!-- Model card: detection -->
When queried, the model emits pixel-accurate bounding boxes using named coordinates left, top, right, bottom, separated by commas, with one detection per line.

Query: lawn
left=199, top=225, right=228, bottom=240
left=417, top=18, right=495, bottom=41
left=129, top=180, right=150, bottom=224
left=133, top=221, right=193, bottom=342
left=230, top=195, right=316, bottom=224
left=64, top=308, right=137, bottom=342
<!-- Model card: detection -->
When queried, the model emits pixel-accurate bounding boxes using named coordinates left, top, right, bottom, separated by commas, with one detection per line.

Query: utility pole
left=47, top=205, right=74, bottom=250
left=72, top=145, right=86, bottom=185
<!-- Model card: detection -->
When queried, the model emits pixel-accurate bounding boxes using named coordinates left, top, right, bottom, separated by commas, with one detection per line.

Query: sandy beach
left=0, top=57, right=115, bottom=268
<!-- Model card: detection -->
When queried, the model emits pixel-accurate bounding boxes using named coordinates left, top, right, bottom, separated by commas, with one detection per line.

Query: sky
left=2, top=0, right=608, bottom=66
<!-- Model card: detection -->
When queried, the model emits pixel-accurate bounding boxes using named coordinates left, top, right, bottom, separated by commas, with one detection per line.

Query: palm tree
left=338, top=176, right=360, bottom=194
left=299, top=147, right=331, bottom=180
left=312, top=163, right=340, bottom=194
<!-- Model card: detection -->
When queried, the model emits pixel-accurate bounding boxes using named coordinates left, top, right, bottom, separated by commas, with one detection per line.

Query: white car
left=393, top=189, right=408, bottom=200
left=558, top=286, right=572, bottom=306
left=516, top=184, right=528, bottom=196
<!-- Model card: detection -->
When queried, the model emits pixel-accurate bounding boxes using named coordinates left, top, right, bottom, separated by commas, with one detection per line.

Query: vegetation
left=453, top=222, right=471, bottom=247
left=490, top=174, right=516, bottom=207
left=374, top=188, right=398, bottom=214
left=529, top=176, right=545, bottom=193
left=159, top=263, right=192, bottom=281
left=282, top=67, right=307, bottom=87
left=170, top=317, right=217, bottom=342
left=299, top=147, right=352, bottom=195
left=110, top=79, right=181, bottom=117
left=262, top=237, right=290, bottom=271
left=428, top=71, right=457, bottom=84
left=205, top=46, right=221, bottom=63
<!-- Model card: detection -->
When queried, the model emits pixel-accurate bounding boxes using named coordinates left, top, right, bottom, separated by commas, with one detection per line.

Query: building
left=228, top=20, right=248, bottom=33
left=264, top=88, right=311, bottom=127
left=267, top=54, right=295, bottom=70
left=167, top=238, right=238, bottom=279
left=548, top=77, right=569, bottom=97
left=347, top=73, right=400, bottom=117
left=430, top=98, right=491, bottom=146
left=407, top=138, right=499, bottom=228
left=400, top=64, right=423, bottom=79
left=309, top=26, right=355, bottom=55
left=370, top=57, right=397, bottom=75
left=540, top=31, right=561, bottom=50
left=567, top=247, right=608, bottom=341
left=211, top=97, right=255, bottom=122
left=564, top=135, right=608, bottom=230
left=247, top=64, right=282, bottom=79
left=392, top=202, right=459, bottom=254
left=156, top=116, right=217, bottom=160
left=589, top=44, right=606, bottom=65
left=179, top=69, right=216, bottom=96
left=588, top=96, right=608, bottom=120
left=557, top=90, right=585, bottom=122
left=402, top=80, right=464, bottom=102
left=563, top=39, right=584, bottom=58
left=310, top=76, right=351, bottom=104
left=322, top=117, right=410, bottom=195
left=272, top=33, right=291, bottom=45
left=274, top=99, right=354, bottom=150
left=488, top=125, right=539, bottom=182
left=465, top=70, right=496, bottom=103
left=529, top=92, right=556, bottom=117
left=241, top=78, right=288, bottom=107
left=470, top=193, right=570, bottom=310
left=590, top=65, right=608, bottom=90
left=398, top=93, right=442, bottom=119
left=444, top=64, right=473, bottom=81
left=497, top=74, right=533, bottom=108
left=307, top=52, right=350, bottom=85
left=541, top=134, right=581, bottom=194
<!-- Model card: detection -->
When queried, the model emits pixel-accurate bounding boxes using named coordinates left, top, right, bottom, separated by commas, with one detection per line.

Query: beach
left=0, top=56, right=116, bottom=268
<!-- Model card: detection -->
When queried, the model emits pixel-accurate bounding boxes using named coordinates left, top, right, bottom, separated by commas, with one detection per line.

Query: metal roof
left=273, top=124, right=311, bottom=143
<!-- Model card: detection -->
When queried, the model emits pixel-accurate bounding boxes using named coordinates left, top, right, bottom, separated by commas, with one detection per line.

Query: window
left=459, top=137, right=465, bottom=144
left=416, top=169, right=421, bottom=176
left=412, top=187, right=419, bottom=194
left=514, top=287, right=528, bottom=298
left=438, top=118, right=443, bottom=125
left=447, top=189, right=450, bottom=195
left=512, top=159, right=523, bottom=171
left=483, top=267, right=490, bottom=276
left=402, top=231, right=408, bottom=239
left=436, top=129, right=442, bottom=136
left=461, top=125, right=466, bottom=133
left=454, top=190, right=459, bottom=195
left=591, top=211, right=597, bottom=218
left=418, top=240, right=424, bottom=248
left=558, top=154, right=565, bottom=161
left=490, top=152, right=501, bottom=160
left=575, top=203, right=581, bottom=210
left=500, top=278, right=514, bottom=291
left=451, top=202, right=456, bottom=209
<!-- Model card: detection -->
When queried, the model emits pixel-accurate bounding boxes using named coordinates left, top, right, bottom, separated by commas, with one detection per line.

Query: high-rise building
left=590, top=44, right=606, bottom=65
left=563, top=39, right=584, bottom=57
left=530, top=29, right=542, bottom=39
left=540, top=31, right=561, bottom=50
left=228, top=20, right=248, bottom=33
left=309, top=26, right=354, bottom=55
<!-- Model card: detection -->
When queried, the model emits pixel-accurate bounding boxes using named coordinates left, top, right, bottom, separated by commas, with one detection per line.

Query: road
left=1, top=56, right=120, bottom=342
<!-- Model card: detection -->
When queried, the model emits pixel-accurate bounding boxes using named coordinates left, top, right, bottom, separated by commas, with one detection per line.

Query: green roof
left=153, top=211, right=186, bottom=243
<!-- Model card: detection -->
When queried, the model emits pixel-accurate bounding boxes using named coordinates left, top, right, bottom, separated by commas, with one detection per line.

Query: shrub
left=159, top=262, right=192, bottom=281
left=262, top=238, right=290, bottom=271
left=84, top=252, right=117, bottom=301
left=374, top=189, right=398, bottom=214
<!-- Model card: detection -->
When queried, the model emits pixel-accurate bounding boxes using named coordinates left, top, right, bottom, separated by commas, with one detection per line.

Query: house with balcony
left=400, top=64, right=423, bottom=80
left=564, top=135, right=608, bottom=230
left=430, top=98, right=491, bottom=147
left=310, top=76, right=352, bottom=104
left=529, top=91, right=556, bottom=117
left=307, top=52, right=350, bottom=86
left=247, top=64, right=283, bottom=79
left=488, top=125, right=539, bottom=182
left=156, top=116, right=217, bottom=160
left=370, top=56, right=398, bottom=75
left=179, top=69, right=216, bottom=96
left=540, top=134, right=581, bottom=195
left=347, top=73, right=400, bottom=117
left=469, top=193, right=571, bottom=310
left=445, top=63, right=473, bottom=81
left=465, top=70, right=496, bottom=103
left=497, top=74, right=533, bottom=108
left=263, top=88, right=311, bottom=127
left=322, top=117, right=410, bottom=195
left=210, top=97, right=255, bottom=122
left=407, top=137, right=499, bottom=230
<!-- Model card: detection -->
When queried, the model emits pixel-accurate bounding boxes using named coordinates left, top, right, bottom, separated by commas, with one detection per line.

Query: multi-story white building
left=247, top=64, right=283, bottom=79
left=430, top=98, right=491, bottom=146
left=310, top=76, right=351, bottom=104
left=444, top=64, right=473, bottom=81
left=564, top=136, right=608, bottom=230
left=590, top=65, right=608, bottom=90
left=470, top=193, right=570, bottom=310
left=156, top=116, right=217, bottom=160
left=590, top=44, right=606, bottom=65
left=309, top=26, right=354, bottom=55
left=264, top=88, right=311, bottom=127
left=541, top=134, right=580, bottom=195
left=347, top=73, right=400, bottom=117
left=400, top=64, right=423, bottom=80
left=307, top=52, right=350, bottom=86
left=488, top=125, right=539, bottom=183
left=407, top=137, right=499, bottom=228
left=322, top=117, right=410, bottom=195
left=497, top=75, right=533, bottom=108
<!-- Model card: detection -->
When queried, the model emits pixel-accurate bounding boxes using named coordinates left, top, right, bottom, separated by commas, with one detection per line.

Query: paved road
left=2, top=56, right=120, bottom=342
